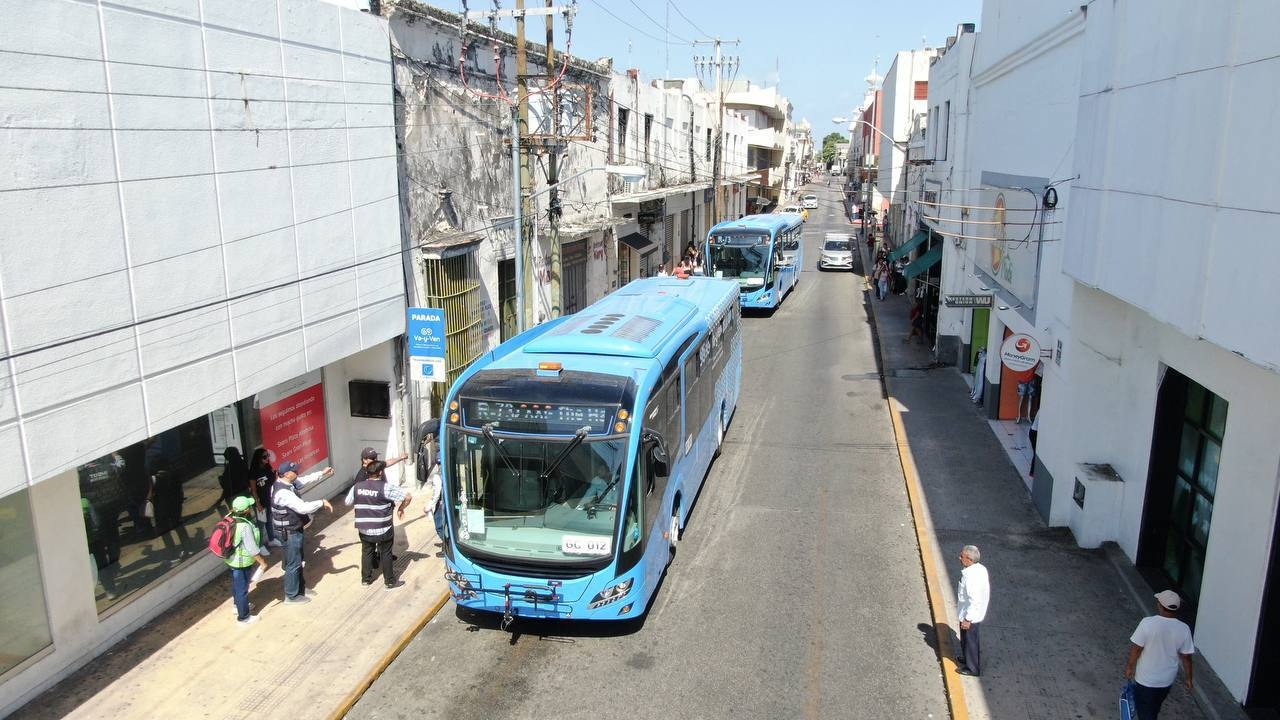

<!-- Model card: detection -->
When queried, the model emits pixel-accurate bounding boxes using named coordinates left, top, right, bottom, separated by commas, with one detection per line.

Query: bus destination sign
left=463, top=400, right=615, bottom=434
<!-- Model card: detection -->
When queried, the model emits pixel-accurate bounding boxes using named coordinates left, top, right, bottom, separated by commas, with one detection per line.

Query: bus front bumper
left=445, top=567, right=642, bottom=622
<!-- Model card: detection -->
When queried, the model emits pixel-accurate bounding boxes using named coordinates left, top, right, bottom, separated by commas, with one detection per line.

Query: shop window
left=422, top=252, right=485, bottom=415
left=0, top=487, right=53, bottom=674
left=349, top=380, right=392, bottom=419
left=77, top=381, right=330, bottom=614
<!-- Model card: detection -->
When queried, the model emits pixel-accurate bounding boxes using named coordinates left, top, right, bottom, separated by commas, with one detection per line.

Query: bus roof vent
left=610, top=316, right=661, bottom=342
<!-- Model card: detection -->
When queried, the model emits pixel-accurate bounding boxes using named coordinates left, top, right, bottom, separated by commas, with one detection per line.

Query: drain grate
left=841, top=372, right=882, bottom=381
left=886, top=368, right=927, bottom=378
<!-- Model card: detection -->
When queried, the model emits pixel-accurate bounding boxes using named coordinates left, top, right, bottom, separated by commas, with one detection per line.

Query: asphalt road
left=347, top=183, right=949, bottom=720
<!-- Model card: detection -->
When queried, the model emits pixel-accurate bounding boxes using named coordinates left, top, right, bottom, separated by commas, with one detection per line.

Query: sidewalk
left=858, top=240, right=1248, bottom=720
left=10, top=496, right=449, bottom=720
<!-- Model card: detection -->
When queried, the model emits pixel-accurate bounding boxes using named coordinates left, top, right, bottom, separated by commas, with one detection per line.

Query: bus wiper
left=482, top=423, right=522, bottom=479
left=537, top=426, right=591, bottom=483
left=584, top=473, right=623, bottom=514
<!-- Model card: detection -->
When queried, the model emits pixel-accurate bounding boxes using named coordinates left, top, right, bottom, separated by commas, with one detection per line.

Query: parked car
left=818, top=234, right=854, bottom=271
left=802, top=194, right=818, bottom=209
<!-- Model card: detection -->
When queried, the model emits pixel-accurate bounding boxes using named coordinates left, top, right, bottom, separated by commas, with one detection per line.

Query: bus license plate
left=561, top=535, right=612, bottom=556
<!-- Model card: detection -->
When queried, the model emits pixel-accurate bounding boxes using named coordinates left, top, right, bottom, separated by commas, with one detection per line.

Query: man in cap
left=270, top=461, right=334, bottom=604
left=345, top=461, right=412, bottom=589
left=225, top=496, right=269, bottom=624
left=354, top=446, right=410, bottom=486
left=1125, top=589, right=1194, bottom=719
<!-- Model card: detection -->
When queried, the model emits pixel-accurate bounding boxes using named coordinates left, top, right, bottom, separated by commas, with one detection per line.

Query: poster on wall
left=258, top=370, right=329, bottom=473
left=972, top=183, right=1042, bottom=307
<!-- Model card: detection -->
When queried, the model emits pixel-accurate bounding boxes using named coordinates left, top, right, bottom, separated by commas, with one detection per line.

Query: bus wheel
left=668, top=512, right=680, bottom=556
left=713, top=411, right=725, bottom=459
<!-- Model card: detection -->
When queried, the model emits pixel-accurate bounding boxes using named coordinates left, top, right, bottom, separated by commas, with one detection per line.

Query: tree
left=821, top=132, right=846, bottom=166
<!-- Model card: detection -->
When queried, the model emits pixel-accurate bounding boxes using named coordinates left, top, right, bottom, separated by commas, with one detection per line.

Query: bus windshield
left=707, top=233, right=773, bottom=289
left=448, top=431, right=630, bottom=563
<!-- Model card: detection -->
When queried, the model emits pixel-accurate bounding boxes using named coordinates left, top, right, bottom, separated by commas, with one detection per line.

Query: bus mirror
left=650, top=444, right=670, bottom=477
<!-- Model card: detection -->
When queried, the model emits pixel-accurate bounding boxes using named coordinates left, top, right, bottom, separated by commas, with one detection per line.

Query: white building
left=0, top=0, right=407, bottom=713
left=916, top=0, right=1280, bottom=710
left=877, top=49, right=936, bottom=247
left=725, top=81, right=793, bottom=210
left=1059, top=0, right=1280, bottom=708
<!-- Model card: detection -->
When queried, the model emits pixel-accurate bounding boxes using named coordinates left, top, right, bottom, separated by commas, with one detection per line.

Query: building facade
left=0, top=0, right=407, bottom=713
left=1059, top=0, right=1280, bottom=708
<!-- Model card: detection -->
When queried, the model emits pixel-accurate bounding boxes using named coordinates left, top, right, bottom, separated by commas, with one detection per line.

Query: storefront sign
left=408, top=307, right=447, bottom=383
left=1000, top=333, right=1041, bottom=372
left=260, top=381, right=329, bottom=472
left=944, top=294, right=994, bottom=308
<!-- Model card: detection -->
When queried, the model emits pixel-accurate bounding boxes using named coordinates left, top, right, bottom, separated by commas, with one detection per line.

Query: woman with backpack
left=222, top=496, right=269, bottom=625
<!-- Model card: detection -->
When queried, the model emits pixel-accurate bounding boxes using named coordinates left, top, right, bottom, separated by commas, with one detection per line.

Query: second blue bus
left=704, top=213, right=804, bottom=310
left=438, top=277, right=742, bottom=626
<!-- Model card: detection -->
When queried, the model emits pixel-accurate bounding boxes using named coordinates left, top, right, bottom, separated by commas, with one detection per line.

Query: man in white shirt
left=956, top=544, right=990, bottom=677
left=1125, top=590, right=1194, bottom=720
left=271, top=461, right=334, bottom=604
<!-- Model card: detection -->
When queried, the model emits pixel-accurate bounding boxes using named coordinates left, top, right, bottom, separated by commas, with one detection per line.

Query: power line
left=0, top=217, right=513, bottom=365
left=667, top=1, right=710, bottom=38
left=584, top=0, right=688, bottom=46
left=625, top=0, right=694, bottom=44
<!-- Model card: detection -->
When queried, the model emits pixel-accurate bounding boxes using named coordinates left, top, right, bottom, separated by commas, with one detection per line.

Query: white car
left=818, top=234, right=854, bottom=271
left=802, top=194, right=818, bottom=209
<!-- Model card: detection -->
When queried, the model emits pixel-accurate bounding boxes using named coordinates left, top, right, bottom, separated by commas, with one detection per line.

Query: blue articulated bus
left=704, top=213, right=804, bottom=310
left=439, top=277, right=742, bottom=626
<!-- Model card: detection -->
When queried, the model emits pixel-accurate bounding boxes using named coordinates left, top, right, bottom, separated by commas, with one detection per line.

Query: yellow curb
left=327, top=589, right=453, bottom=720
left=887, top=395, right=971, bottom=720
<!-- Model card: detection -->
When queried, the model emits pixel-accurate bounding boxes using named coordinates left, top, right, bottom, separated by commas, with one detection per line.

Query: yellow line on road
left=887, top=396, right=970, bottom=720
left=327, top=590, right=452, bottom=720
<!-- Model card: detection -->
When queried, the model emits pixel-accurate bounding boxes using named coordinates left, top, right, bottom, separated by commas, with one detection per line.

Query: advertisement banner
left=973, top=185, right=1042, bottom=307
left=259, top=379, right=329, bottom=473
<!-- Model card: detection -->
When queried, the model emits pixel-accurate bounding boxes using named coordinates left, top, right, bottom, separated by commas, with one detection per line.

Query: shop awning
left=903, top=244, right=943, bottom=279
left=887, top=230, right=929, bottom=262
left=619, top=231, right=658, bottom=257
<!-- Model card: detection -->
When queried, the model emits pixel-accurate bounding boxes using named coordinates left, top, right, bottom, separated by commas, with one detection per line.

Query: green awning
left=887, top=230, right=929, bottom=261
left=904, top=244, right=943, bottom=279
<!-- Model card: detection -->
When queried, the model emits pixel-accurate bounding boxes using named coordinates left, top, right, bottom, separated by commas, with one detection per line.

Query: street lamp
left=513, top=164, right=647, bottom=333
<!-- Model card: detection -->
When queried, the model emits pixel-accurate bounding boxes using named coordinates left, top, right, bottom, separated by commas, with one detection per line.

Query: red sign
left=1000, top=333, right=1041, bottom=372
left=259, top=382, right=329, bottom=472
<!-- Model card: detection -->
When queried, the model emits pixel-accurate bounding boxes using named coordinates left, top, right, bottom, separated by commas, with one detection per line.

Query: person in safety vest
left=345, top=461, right=412, bottom=589
left=227, top=495, right=269, bottom=625
left=271, top=461, right=334, bottom=604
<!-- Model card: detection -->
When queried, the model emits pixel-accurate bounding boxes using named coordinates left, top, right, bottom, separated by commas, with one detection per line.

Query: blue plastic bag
left=1119, top=680, right=1136, bottom=720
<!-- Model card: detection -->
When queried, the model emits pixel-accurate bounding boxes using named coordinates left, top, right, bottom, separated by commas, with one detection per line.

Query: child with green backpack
left=211, top=496, right=269, bottom=625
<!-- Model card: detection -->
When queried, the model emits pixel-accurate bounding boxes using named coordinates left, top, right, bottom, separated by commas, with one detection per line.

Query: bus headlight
left=588, top=578, right=633, bottom=609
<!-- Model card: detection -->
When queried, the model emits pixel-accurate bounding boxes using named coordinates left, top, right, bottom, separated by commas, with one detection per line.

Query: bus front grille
left=469, top=556, right=602, bottom=581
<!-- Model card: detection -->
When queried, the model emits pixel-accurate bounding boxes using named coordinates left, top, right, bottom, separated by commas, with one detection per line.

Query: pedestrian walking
left=271, top=461, right=334, bottom=604
left=1125, top=590, right=1194, bottom=720
left=956, top=544, right=990, bottom=676
left=345, top=461, right=412, bottom=589
left=906, top=300, right=926, bottom=344
left=248, top=448, right=281, bottom=548
left=225, top=496, right=269, bottom=625
left=876, top=261, right=891, bottom=301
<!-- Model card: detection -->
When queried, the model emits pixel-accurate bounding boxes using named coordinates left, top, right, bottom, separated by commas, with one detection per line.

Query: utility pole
left=515, top=0, right=535, bottom=331
left=544, top=0, right=563, bottom=320
left=694, top=38, right=739, bottom=224
left=466, top=1, right=575, bottom=330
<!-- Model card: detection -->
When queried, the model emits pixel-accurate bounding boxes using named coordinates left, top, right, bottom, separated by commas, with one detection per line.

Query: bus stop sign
left=407, top=307, right=446, bottom=382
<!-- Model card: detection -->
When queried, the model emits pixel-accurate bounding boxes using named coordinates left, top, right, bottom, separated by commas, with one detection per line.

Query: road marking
left=887, top=395, right=971, bottom=720
left=328, top=589, right=452, bottom=720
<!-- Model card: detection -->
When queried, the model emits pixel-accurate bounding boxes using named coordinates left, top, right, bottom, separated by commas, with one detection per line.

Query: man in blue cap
left=270, top=461, right=334, bottom=604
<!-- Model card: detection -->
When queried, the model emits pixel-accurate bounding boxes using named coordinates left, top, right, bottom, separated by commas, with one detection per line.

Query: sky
left=556, top=0, right=984, bottom=143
